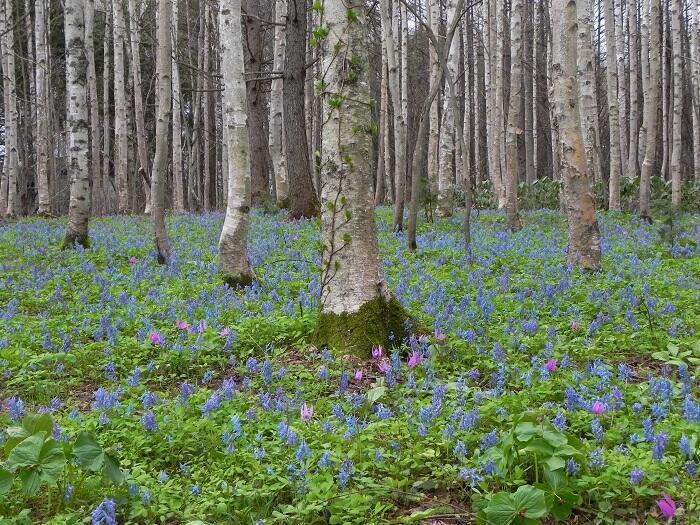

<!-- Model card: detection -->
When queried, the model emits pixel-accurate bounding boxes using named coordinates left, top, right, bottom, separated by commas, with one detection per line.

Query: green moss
left=61, top=233, right=90, bottom=250
left=313, top=296, right=416, bottom=358
left=221, top=272, right=254, bottom=289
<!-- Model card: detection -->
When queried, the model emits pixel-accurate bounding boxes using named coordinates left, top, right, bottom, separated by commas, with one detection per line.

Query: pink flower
left=407, top=351, right=421, bottom=369
left=129, top=256, right=138, bottom=265
left=354, top=369, right=363, bottom=382
left=590, top=402, right=606, bottom=415
left=377, top=360, right=390, bottom=373
left=219, top=327, right=231, bottom=337
left=149, top=331, right=164, bottom=346
left=175, top=320, right=190, bottom=331
left=656, top=494, right=677, bottom=520
left=545, top=359, right=557, bottom=373
left=371, top=345, right=383, bottom=360
left=300, top=403, right=314, bottom=422
left=571, top=321, right=579, bottom=331
left=433, top=329, right=446, bottom=343
left=418, top=334, right=429, bottom=344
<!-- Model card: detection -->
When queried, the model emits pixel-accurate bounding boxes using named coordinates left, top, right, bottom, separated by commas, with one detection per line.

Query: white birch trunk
left=113, top=0, right=129, bottom=213
left=219, top=0, right=253, bottom=285
left=604, top=0, right=623, bottom=210
left=616, top=0, right=628, bottom=175
left=103, top=0, right=113, bottom=213
left=505, top=0, right=523, bottom=230
left=63, top=0, right=91, bottom=247
left=693, top=0, right=700, bottom=183
left=172, top=0, right=185, bottom=213
left=270, top=0, right=288, bottom=205
left=1, top=0, right=19, bottom=217
left=627, top=0, right=640, bottom=179
left=85, top=0, right=103, bottom=215
left=427, top=0, right=440, bottom=198
left=670, top=0, right=682, bottom=205
left=35, top=0, right=51, bottom=215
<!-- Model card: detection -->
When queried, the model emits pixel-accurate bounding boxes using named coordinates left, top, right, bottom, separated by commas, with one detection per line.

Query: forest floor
left=0, top=209, right=699, bottom=525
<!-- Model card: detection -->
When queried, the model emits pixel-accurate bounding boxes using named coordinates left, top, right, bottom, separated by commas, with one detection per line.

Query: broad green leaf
left=73, top=432, right=105, bottom=471
left=21, top=414, right=53, bottom=436
left=0, top=468, right=13, bottom=495
left=522, top=438, right=555, bottom=456
left=7, top=433, right=46, bottom=468
left=485, top=492, right=518, bottom=525
left=365, top=386, right=387, bottom=406
left=104, top=453, right=124, bottom=485
left=512, top=485, right=549, bottom=519
left=545, top=456, right=566, bottom=471
left=543, top=468, right=567, bottom=491
left=38, top=440, right=65, bottom=482
left=19, top=470, right=40, bottom=497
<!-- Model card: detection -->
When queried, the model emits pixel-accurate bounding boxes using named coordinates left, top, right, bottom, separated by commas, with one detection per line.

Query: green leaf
left=545, top=456, right=566, bottom=471
left=104, top=453, right=124, bottom=485
left=512, top=485, right=549, bottom=519
left=19, top=470, right=40, bottom=497
left=543, top=468, right=567, bottom=491
left=38, top=440, right=65, bottom=482
left=365, top=386, right=386, bottom=406
left=485, top=492, right=518, bottom=525
left=0, top=468, right=13, bottom=495
left=7, top=433, right=46, bottom=468
left=522, top=438, right=555, bottom=456
left=73, top=432, right=105, bottom=471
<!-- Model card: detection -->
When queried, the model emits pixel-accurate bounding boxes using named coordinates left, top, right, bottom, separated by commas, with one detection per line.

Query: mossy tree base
left=221, top=272, right=254, bottom=289
left=62, top=233, right=90, bottom=250
left=313, top=296, right=415, bottom=358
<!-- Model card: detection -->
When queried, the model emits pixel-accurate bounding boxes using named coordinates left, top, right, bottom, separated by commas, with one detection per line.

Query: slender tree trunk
left=285, top=0, right=319, bottom=219
left=604, top=0, right=622, bottom=209
left=63, top=0, right=90, bottom=247
left=505, top=0, right=523, bottom=230
left=627, top=0, right=640, bottom=179
left=34, top=0, right=51, bottom=215
left=638, top=0, right=649, bottom=168
left=171, top=0, right=185, bottom=213
left=375, top=49, right=388, bottom=205
left=670, top=0, right=682, bottom=205
left=660, top=0, right=669, bottom=180
left=616, top=0, right=629, bottom=175
left=103, top=0, right=113, bottom=213
left=219, top=0, right=254, bottom=285
left=487, top=0, right=505, bottom=208
left=552, top=0, right=602, bottom=271
left=693, top=0, right=700, bottom=183
left=202, top=4, right=212, bottom=211
left=1, top=0, right=19, bottom=217
left=523, top=0, right=535, bottom=185
left=113, top=0, right=129, bottom=213
left=427, top=0, right=440, bottom=198
left=640, top=0, right=661, bottom=220
left=381, top=0, right=407, bottom=231
left=270, top=0, right=288, bottom=206
left=85, top=0, right=102, bottom=216
left=128, top=0, right=151, bottom=213
left=152, top=0, right=171, bottom=263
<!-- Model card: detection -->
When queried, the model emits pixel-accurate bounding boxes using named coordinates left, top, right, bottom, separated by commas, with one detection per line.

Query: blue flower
left=337, top=459, right=353, bottom=488
left=318, top=451, right=332, bottom=470
left=141, top=411, right=158, bottom=432
left=679, top=435, right=693, bottom=458
left=652, top=433, right=668, bottom=461
left=458, top=468, right=483, bottom=487
left=295, top=440, right=311, bottom=463
left=91, top=499, right=117, bottom=525
left=629, top=468, right=644, bottom=485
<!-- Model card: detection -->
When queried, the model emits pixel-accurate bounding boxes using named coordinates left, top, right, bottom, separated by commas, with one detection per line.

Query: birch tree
left=604, top=0, right=623, bottom=210
left=639, top=0, right=661, bottom=221
left=669, top=0, right=682, bottom=206
left=113, top=0, right=129, bottom=213
left=315, top=0, right=407, bottom=355
left=85, top=0, right=102, bottom=215
left=151, top=0, right=171, bottom=263
left=427, top=0, right=440, bottom=198
left=219, top=0, right=254, bottom=286
left=270, top=0, right=288, bottom=206
left=693, top=0, right=700, bottom=183
left=552, top=0, right=602, bottom=271
left=505, top=0, right=523, bottom=230
left=627, top=0, right=640, bottom=179
left=172, top=0, right=185, bottom=213
left=35, top=0, right=51, bottom=215
left=63, top=0, right=91, bottom=248
left=1, top=0, right=19, bottom=217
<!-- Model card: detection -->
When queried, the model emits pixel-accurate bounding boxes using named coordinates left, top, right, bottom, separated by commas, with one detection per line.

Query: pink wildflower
left=545, top=359, right=557, bottom=373
left=354, top=369, right=363, bottom=382
left=371, top=345, right=383, bottom=360
left=407, top=351, right=421, bottom=369
left=129, top=256, right=138, bottom=265
left=571, top=321, right=579, bottom=331
left=175, top=321, right=190, bottom=331
left=300, top=403, right=314, bottom=422
left=434, top=329, right=446, bottom=343
left=149, top=331, right=164, bottom=346
left=656, top=494, right=677, bottom=520
left=591, top=402, right=606, bottom=415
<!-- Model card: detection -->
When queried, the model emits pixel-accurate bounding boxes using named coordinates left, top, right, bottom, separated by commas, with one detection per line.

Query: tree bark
left=669, top=0, right=682, bottom=206
left=616, top=0, right=629, bottom=175
left=487, top=0, right=505, bottom=208
left=34, top=0, right=51, bottom=215
left=375, top=48, right=388, bottom=206
left=285, top=0, right=319, bottom=219
left=1, top=0, right=19, bottom=217
left=270, top=0, right=288, bottom=206
left=639, top=0, right=661, bottom=220
left=171, top=0, right=185, bottom=213
left=693, top=0, right=700, bottom=183
left=151, top=0, right=171, bottom=263
left=219, top=0, right=254, bottom=285
left=505, top=0, right=523, bottom=230
left=63, top=0, right=91, bottom=247
left=85, top=0, right=102, bottom=216
left=427, top=0, right=440, bottom=198
left=103, top=0, right=113, bottom=213
left=627, top=0, right=640, bottom=179
left=202, top=4, right=213, bottom=211
left=523, top=0, right=535, bottom=185
left=113, top=0, right=129, bottom=213
left=603, top=0, right=623, bottom=209
left=552, top=0, right=602, bottom=272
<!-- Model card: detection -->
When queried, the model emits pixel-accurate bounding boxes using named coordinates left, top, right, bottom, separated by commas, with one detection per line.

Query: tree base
left=313, top=296, right=415, bottom=358
left=62, top=233, right=90, bottom=249
left=221, top=272, right=254, bottom=289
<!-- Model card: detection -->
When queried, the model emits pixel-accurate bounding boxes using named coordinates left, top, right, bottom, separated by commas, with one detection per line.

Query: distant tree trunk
left=375, top=49, right=388, bottom=205
left=35, top=0, right=51, bottom=215
left=551, top=0, right=601, bottom=272
left=487, top=0, right=505, bottom=208
left=660, top=0, right=669, bottom=180
left=103, top=0, right=113, bottom=213
left=128, top=0, right=151, bottom=214
left=219, top=0, right=254, bottom=285
left=285, top=0, right=319, bottom=219
left=85, top=0, right=102, bottom=216
left=603, top=0, right=622, bottom=210
left=670, top=0, right=682, bottom=205
left=243, top=0, right=271, bottom=205
left=693, top=0, right=700, bottom=183
left=476, top=4, right=488, bottom=183
left=627, top=0, right=640, bottom=179
left=202, top=4, right=212, bottom=211
left=63, top=0, right=90, bottom=247
left=151, top=0, right=171, bottom=263
left=505, top=0, right=523, bottom=230
left=577, top=0, right=602, bottom=184
left=1, top=0, right=19, bottom=217
left=270, top=0, right=288, bottom=206
left=639, top=0, right=661, bottom=220
left=381, top=0, right=407, bottom=231
left=315, top=0, right=407, bottom=357
left=171, top=0, right=185, bottom=213
left=616, top=0, right=628, bottom=176
left=427, top=0, right=440, bottom=197
left=523, top=0, right=535, bottom=185
left=113, top=0, right=129, bottom=213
